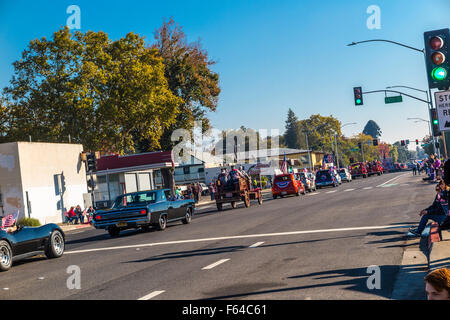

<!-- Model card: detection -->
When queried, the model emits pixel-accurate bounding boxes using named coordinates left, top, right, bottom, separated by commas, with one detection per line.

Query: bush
left=17, top=218, right=41, bottom=227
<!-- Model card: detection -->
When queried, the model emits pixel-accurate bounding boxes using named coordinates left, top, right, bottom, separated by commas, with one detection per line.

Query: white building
left=0, top=142, right=88, bottom=224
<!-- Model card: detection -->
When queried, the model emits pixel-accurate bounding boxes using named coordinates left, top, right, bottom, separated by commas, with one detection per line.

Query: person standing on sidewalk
left=209, top=182, right=215, bottom=201
left=425, top=268, right=450, bottom=300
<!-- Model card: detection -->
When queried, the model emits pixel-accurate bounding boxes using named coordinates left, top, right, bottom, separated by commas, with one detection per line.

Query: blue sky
left=0, top=0, right=449, bottom=147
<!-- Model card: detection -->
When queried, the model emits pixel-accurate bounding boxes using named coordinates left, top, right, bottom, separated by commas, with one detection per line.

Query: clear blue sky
left=1, top=0, right=449, bottom=147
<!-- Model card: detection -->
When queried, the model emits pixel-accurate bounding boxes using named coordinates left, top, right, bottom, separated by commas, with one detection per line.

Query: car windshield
left=112, top=191, right=157, bottom=208
left=316, top=171, right=331, bottom=179
left=275, top=175, right=291, bottom=182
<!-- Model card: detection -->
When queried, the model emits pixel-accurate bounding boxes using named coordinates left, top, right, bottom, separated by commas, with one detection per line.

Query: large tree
left=284, top=108, right=300, bottom=149
left=363, top=120, right=382, bottom=139
left=2, top=27, right=182, bottom=154
left=152, top=18, right=221, bottom=151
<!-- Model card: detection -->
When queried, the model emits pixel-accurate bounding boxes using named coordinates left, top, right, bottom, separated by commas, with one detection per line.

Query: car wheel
left=157, top=215, right=167, bottom=231
left=45, top=230, right=65, bottom=259
left=182, top=208, right=192, bottom=224
left=108, top=227, right=121, bottom=237
left=0, top=240, right=12, bottom=272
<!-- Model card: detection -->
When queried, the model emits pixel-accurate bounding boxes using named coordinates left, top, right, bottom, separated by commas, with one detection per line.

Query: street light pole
left=347, top=39, right=439, bottom=157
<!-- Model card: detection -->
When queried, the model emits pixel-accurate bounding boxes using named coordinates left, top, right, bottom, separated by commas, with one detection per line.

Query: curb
left=428, top=229, right=450, bottom=271
left=58, top=223, right=94, bottom=233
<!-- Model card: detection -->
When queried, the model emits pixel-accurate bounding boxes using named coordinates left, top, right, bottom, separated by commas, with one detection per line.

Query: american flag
left=1, top=211, right=18, bottom=229
left=280, top=153, right=288, bottom=174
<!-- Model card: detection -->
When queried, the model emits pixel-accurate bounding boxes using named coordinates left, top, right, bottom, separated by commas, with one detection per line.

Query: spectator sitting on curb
left=425, top=268, right=450, bottom=300
left=409, top=179, right=449, bottom=237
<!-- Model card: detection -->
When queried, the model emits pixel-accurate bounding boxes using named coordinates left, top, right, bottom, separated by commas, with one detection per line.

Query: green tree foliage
left=393, top=141, right=412, bottom=162
left=284, top=108, right=300, bottom=149
left=152, top=18, right=220, bottom=151
left=297, top=114, right=341, bottom=153
left=362, top=120, right=382, bottom=139
left=2, top=27, right=182, bottom=154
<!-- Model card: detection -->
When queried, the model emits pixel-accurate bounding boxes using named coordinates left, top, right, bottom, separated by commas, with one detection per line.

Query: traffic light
left=401, top=140, right=405, bottom=146
left=424, top=29, right=450, bottom=89
left=373, top=139, right=378, bottom=146
left=416, top=139, right=419, bottom=145
left=436, top=141, right=440, bottom=149
left=353, top=87, right=363, bottom=106
left=430, top=108, right=441, bottom=136
left=86, top=152, right=97, bottom=172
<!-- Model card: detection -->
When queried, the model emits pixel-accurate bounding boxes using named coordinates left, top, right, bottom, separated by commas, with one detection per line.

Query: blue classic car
left=93, top=189, right=196, bottom=237
left=0, top=223, right=65, bottom=271
left=315, top=170, right=339, bottom=188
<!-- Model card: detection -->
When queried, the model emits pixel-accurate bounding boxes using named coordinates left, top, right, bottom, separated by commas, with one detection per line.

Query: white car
left=332, top=169, right=342, bottom=185
left=338, top=168, right=352, bottom=182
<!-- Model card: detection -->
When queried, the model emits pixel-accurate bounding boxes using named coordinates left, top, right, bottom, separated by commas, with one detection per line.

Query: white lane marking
left=363, top=187, right=373, bottom=190
left=377, top=173, right=408, bottom=187
left=249, top=241, right=265, bottom=248
left=65, top=224, right=412, bottom=255
left=344, top=188, right=355, bottom=192
left=202, top=259, right=230, bottom=270
left=138, top=290, right=165, bottom=300
left=326, top=190, right=337, bottom=194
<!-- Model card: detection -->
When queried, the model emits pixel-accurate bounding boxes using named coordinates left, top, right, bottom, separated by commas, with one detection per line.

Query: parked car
left=272, top=173, right=305, bottom=199
left=331, top=169, right=342, bottom=185
left=295, top=172, right=317, bottom=192
left=315, top=170, right=339, bottom=188
left=93, top=189, right=196, bottom=237
left=338, top=168, right=352, bottom=182
left=0, top=223, right=65, bottom=271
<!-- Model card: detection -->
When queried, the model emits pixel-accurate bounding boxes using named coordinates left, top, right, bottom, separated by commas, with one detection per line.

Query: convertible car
left=0, top=223, right=65, bottom=271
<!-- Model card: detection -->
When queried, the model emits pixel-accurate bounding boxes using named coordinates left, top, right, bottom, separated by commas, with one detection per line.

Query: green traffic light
left=432, top=67, right=448, bottom=81
left=434, top=119, right=439, bottom=125
left=356, top=99, right=362, bottom=104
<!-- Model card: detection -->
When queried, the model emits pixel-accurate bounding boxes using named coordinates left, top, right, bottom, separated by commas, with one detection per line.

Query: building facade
left=0, top=142, right=87, bottom=224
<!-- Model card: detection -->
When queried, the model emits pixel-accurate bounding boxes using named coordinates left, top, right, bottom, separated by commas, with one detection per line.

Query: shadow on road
left=204, top=264, right=424, bottom=300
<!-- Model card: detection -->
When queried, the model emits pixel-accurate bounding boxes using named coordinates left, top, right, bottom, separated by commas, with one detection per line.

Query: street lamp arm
left=347, top=39, right=424, bottom=53
left=362, top=89, right=430, bottom=104
left=386, top=85, right=428, bottom=94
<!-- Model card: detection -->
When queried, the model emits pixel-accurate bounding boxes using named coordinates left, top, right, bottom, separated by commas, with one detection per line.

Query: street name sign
left=385, top=95, right=403, bottom=104
left=434, top=90, right=450, bottom=132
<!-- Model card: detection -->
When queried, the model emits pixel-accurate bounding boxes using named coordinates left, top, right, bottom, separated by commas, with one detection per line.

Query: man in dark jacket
left=409, top=180, right=448, bottom=236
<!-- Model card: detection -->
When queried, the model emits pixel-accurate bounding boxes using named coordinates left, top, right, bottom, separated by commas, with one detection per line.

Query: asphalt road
left=0, top=171, right=436, bottom=300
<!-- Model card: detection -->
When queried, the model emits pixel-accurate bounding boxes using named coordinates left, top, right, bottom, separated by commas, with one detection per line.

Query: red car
left=272, top=173, right=305, bottom=199
left=349, top=162, right=368, bottom=178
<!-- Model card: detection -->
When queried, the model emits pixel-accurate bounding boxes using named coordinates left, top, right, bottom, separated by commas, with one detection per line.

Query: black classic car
left=0, top=223, right=65, bottom=271
left=93, top=189, right=196, bottom=237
